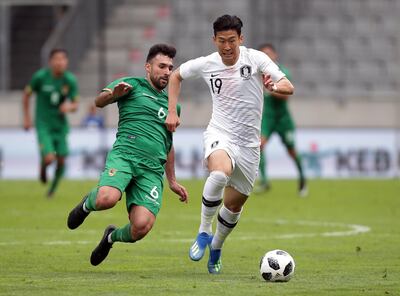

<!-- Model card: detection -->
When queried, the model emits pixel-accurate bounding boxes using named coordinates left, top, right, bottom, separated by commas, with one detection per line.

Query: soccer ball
left=259, top=249, right=295, bottom=282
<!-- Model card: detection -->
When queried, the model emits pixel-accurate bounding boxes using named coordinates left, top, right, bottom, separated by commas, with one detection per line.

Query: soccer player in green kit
left=257, top=43, right=307, bottom=197
left=67, top=44, right=188, bottom=266
left=23, top=49, right=79, bottom=197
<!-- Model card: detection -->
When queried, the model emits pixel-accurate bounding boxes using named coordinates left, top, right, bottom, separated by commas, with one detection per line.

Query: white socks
left=211, top=205, right=241, bottom=250
left=198, top=171, right=228, bottom=235
left=198, top=171, right=242, bottom=249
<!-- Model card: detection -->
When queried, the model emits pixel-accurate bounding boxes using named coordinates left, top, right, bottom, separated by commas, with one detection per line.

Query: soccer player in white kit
left=166, top=15, right=294, bottom=274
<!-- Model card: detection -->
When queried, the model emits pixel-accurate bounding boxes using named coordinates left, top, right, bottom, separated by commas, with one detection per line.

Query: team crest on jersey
left=240, top=65, right=252, bottom=80
left=108, top=168, right=118, bottom=176
left=62, top=85, right=69, bottom=95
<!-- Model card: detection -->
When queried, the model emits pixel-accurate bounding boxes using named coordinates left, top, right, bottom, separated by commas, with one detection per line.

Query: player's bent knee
left=56, top=157, right=66, bottom=166
left=95, top=196, right=117, bottom=209
left=95, top=187, right=120, bottom=209
left=225, top=204, right=242, bottom=213
left=131, top=216, right=154, bottom=241
left=131, top=223, right=153, bottom=241
left=44, top=154, right=56, bottom=165
left=224, top=197, right=245, bottom=213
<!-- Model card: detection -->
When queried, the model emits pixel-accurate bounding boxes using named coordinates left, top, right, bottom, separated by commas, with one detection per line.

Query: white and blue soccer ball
left=259, top=249, right=295, bottom=282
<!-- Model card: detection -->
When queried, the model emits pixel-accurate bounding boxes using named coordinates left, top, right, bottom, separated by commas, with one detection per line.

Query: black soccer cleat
left=90, top=225, right=117, bottom=266
left=298, top=178, right=308, bottom=198
left=67, top=196, right=90, bottom=229
left=47, top=189, right=55, bottom=199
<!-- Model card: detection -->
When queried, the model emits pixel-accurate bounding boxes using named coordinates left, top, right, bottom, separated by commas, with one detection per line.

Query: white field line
left=165, top=222, right=371, bottom=243
left=0, top=220, right=370, bottom=246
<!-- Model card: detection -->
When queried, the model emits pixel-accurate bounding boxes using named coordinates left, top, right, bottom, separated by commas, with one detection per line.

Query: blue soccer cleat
left=208, top=247, right=222, bottom=274
left=189, top=232, right=212, bottom=261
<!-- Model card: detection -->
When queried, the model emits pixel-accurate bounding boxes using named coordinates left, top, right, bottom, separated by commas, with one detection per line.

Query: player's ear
left=145, top=62, right=151, bottom=73
left=239, top=34, right=244, bottom=45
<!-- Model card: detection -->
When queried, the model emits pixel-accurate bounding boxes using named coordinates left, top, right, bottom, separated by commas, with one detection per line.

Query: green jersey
left=263, top=65, right=292, bottom=117
left=28, top=68, right=78, bottom=132
left=105, top=77, right=180, bottom=167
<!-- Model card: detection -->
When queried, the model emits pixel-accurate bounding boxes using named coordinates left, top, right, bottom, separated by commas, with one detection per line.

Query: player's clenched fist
left=165, top=111, right=180, bottom=132
left=263, top=74, right=277, bottom=92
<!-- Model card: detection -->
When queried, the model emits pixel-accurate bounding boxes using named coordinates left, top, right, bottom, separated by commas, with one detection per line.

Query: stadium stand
left=0, top=0, right=399, bottom=128
left=281, top=0, right=400, bottom=98
left=9, top=5, right=55, bottom=89
left=76, top=0, right=172, bottom=96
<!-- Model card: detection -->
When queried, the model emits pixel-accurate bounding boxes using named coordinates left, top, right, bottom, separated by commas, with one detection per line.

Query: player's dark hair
left=258, top=43, right=276, bottom=52
left=49, top=48, right=68, bottom=59
left=213, top=15, right=243, bottom=36
left=146, top=43, right=176, bottom=62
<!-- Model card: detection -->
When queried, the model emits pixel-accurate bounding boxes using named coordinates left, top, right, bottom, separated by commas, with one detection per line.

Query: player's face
left=146, top=54, right=174, bottom=91
left=213, top=30, right=243, bottom=66
left=261, top=47, right=277, bottom=62
left=49, top=52, right=68, bottom=75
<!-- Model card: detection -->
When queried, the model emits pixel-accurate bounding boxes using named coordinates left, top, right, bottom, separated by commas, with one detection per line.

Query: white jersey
left=180, top=46, right=286, bottom=147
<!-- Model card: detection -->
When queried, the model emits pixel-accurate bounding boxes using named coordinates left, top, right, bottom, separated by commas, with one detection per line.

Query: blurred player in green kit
left=257, top=43, right=307, bottom=197
left=67, top=44, right=188, bottom=266
left=23, top=49, right=79, bottom=197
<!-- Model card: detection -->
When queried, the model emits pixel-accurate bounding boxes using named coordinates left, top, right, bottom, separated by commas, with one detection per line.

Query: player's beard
left=150, top=75, right=169, bottom=91
left=52, top=66, right=66, bottom=77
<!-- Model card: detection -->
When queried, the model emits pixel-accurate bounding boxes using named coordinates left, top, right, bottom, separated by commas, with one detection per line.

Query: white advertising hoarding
left=0, top=128, right=399, bottom=179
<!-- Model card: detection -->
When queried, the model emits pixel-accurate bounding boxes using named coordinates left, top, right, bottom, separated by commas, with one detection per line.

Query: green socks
left=259, top=151, right=268, bottom=185
left=48, top=164, right=65, bottom=195
left=111, top=223, right=135, bottom=243
left=294, top=154, right=305, bottom=180
left=84, top=187, right=99, bottom=211
left=82, top=189, right=136, bottom=243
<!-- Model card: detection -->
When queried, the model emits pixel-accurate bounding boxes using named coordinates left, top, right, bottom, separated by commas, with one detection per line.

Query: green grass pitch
left=0, top=179, right=399, bottom=295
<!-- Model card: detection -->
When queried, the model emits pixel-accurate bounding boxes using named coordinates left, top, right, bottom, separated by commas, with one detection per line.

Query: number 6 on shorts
left=150, top=186, right=159, bottom=200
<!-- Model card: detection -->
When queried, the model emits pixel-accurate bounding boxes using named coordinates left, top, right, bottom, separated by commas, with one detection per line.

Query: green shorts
left=98, top=149, right=165, bottom=217
left=36, top=127, right=68, bottom=157
left=261, top=113, right=296, bottom=149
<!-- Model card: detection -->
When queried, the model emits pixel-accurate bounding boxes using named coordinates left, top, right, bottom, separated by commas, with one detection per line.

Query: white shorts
left=203, top=128, right=260, bottom=196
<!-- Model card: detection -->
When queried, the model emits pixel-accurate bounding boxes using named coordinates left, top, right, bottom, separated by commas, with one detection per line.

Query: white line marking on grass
left=0, top=228, right=98, bottom=234
left=43, top=240, right=72, bottom=245
left=0, top=220, right=370, bottom=246
left=272, top=220, right=371, bottom=238
left=161, top=220, right=371, bottom=243
left=321, top=224, right=370, bottom=237
left=0, top=240, right=95, bottom=246
left=0, top=241, right=22, bottom=246
left=42, top=240, right=93, bottom=245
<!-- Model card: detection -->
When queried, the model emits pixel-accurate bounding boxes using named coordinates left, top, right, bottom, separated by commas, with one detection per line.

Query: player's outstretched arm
left=22, top=88, right=32, bottom=131
left=263, top=75, right=294, bottom=96
left=165, top=146, right=188, bottom=203
left=165, top=69, right=183, bottom=132
left=95, top=82, right=132, bottom=108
